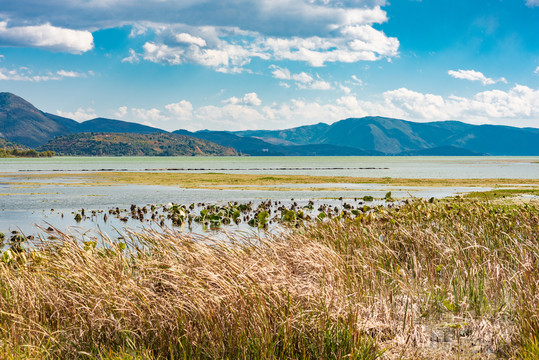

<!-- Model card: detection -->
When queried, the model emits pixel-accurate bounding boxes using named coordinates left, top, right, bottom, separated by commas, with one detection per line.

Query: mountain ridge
left=2, top=92, right=538, bottom=156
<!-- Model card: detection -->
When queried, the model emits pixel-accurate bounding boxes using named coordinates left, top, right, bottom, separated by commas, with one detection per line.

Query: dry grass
left=3, top=171, right=539, bottom=190
left=1, top=199, right=538, bottom=359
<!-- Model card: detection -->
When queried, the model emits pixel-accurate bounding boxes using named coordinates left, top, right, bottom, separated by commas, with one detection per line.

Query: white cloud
left=56, top=108, right=97, bottom=122
left=120, top=84, right=539, bottom=131
left=263, top=28, right=398, bottom=67
left=139, top=38, right=258, bottom=71
left=114, top=106, right=128, bottom=118
left=122, top=49, right=139, bottom=63
left=339, top=84, right=352, bottom=94
left=448, top=69, right=507, bottom=86
left=299, top=79, right=332, bottom=90
left=1, top=1, right=399, bottom=69
left=0, top=67, right=91, bottom=81
left=223, top=92, right=262, bottom=106
left=525, top=0, right=539, bottom=7
left=351, top=75, right=363, bottom=86
left=1, top=1, right=388, bottom=39
left=125, top=9, right=396, bottom=71
left=175, top=33, right=206, bottom=47
left=56, top=70, right=87, bottom=78
left=270, top=65, right=332, bottom=90
left=0, top=21, right=93, bottom=53
left=131, top=107, right=167, bottom=122
left=165, top=100, right=193, bottom=120
left=242, top=92, right=262, bottom=106
left=535, top=66, right=539, bottom=74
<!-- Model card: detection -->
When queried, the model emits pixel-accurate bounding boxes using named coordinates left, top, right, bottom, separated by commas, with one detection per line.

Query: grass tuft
left=1, top=199, right=538, bottom=359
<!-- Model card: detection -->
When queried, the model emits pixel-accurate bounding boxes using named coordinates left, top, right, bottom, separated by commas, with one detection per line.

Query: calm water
left=1, top=156, right=537, bottom=241
left=1, top=156, right=538, bottom=178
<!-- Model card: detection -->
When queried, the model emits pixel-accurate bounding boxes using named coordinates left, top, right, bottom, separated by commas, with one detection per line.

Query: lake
left=2, top=156, right=538, bottom=178
left=1, top=156, right=538, bottom=241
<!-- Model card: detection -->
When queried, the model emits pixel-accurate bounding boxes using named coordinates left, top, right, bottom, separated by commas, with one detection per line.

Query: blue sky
left=0, top=0, right=538, bottom=131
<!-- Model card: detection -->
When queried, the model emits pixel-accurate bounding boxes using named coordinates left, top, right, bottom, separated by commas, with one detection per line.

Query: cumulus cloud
left=270, top=65, right=332, bottom=90
left=263, top=26, right=398, bottom=67
left=131, top=107, right=167, bottom=122
left=138, top=37, right=259, bottom=72
left=1, top=1, right=398, bottom=70
left=114, top=106, right=128, bottom=118
left=56, top=108, right=97, bottom=122
left=525, top=0, right=539, bottom=7
left=165, top=100, right=194, bottom=121
left=1, top=1, right=388, bottom=38
left=448, top=69, right=507, bottom=85
left=223, top=92, right=262, bottom=106
left=117, top=85, right=539, bottom=131
left=0, top=67, right=90, bottom=81
left=535, top=66, right=539, bottom=74
left=0, top=21, right=93, bottom=53
left=175, top=33, right=206, bottom=47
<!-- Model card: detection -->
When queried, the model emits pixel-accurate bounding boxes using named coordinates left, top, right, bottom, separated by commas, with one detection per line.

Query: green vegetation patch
left=37, top=132, right=237, bottom=156
left=0, top=148, right=54, bottom=158
left=464, top=188, right=539, bottom=200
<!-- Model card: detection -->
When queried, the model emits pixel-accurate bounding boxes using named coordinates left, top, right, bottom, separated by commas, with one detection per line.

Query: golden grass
left=1, top=199, right=538, bottom=359
left=2, top=172, right=539, bottom=190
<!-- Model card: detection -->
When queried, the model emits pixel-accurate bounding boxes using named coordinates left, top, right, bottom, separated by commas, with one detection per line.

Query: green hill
left=38, top=133, right=238, bottom=156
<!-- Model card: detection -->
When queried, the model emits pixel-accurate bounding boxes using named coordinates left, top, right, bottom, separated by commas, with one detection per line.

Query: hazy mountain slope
left=444, top=125, right=539, bottom=155
left=235, top=122, right=331, bottom=145
left=234, top=117, right=539, bottom=155
left=39, top=133, right=238, bottom=156
left=3, top=92, right=538, bottom=156
left=0, top=92, right=79, bottom=147
left=77, top=118, right=167, bottom=134
left=398, top=146, right=484, bottom=156
left=175, top=130, right=275, bottom=155
left=175, top=129, right=377, bottom=156
left=43, top=112, right=81, bottom=133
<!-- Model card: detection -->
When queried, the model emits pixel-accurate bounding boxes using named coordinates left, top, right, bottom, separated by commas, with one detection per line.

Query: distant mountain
left=397, top=146, right=484, bottom=156
left=0, top=92, right=170, bottom=147
left=174, top=130, right=378, bottom=156
left=76, top=118, right=166, bottom=134
left=38, top=133, right=237, bottom=156
left=0, top=93, right=79, bottom=147
left=231, top=117, right=539, bottom=155
left=443, top=125, right=539, bottom=156
left=236, top=122, right=331, bottom=146
left=3, top=92, right=539, bottom=156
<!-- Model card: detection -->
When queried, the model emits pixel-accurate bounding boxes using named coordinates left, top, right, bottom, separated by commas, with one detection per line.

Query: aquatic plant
left=0, top=199, right=537, bottom=358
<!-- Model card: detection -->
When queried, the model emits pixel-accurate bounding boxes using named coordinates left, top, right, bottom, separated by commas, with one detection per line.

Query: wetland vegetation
left=1, top=197, right=539, bottom=359
left=0, top=148, right=54, bottom=158
left=6, top=171, right=539, bottom=190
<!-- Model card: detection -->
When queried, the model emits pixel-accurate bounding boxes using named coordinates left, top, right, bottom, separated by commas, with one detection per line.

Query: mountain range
left=1, top=92, right=538, bottom=156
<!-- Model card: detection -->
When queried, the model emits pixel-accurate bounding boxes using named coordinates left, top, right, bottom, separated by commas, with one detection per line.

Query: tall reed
left=0, top=198, right=537, bottom=359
